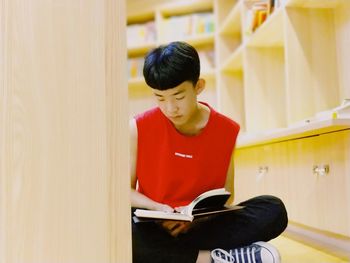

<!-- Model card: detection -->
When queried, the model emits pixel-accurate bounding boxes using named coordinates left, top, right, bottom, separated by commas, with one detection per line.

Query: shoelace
left=212, top=245, right=259, bottom=263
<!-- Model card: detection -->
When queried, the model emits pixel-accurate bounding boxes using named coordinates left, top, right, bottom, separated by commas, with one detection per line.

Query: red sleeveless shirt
left=135, top=103, right=240, bottom=208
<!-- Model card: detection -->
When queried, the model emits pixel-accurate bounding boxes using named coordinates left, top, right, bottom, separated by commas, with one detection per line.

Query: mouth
left=169, top=115, right=182, bottom=120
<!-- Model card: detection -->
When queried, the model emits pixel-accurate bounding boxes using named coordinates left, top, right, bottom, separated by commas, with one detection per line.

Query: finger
left=174, top=206, right=185, bottom=213
left=160, top=204, right=174, bottom=213
left=162, top=220, right=177, bottom=229
left=181, top=222, right=192, bottom=233
left=170, top=222, right=187, bottom=237
left=170, top=225, right=183, bottom=237
left=162, top=221, right=182, bottom=233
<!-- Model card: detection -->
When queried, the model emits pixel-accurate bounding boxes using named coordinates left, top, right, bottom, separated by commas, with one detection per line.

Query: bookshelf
left=216, top=0, right=350, bottom=143
left=215, top=0, right=350, bottom=241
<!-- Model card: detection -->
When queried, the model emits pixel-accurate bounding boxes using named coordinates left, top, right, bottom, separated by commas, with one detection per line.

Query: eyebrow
left=154, top=89, right=185, bottom=97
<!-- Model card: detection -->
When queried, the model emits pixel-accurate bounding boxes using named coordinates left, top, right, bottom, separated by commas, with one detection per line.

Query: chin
left=170, top=117, right=185, bottom=126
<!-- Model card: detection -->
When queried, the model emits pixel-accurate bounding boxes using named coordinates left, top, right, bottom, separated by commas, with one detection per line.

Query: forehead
left=152, top=81, right=194, bottom=97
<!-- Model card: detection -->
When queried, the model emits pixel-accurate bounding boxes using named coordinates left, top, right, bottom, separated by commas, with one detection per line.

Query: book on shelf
left=161, top=12, right=214, bottom=42
left=127, top=20, right=156, bottom=47
left=244, top=0, right=281, bottom=35
left=128, top=57, right=144, bottom=79
left=133, top=188, right=243, bottom=222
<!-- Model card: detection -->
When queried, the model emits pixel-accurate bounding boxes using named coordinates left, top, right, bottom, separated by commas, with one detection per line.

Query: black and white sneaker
left=211, top=241, right=281, bottom=263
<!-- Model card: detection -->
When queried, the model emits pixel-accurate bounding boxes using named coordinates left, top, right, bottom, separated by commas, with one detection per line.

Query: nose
left=165, top=100, right=178, bottom=115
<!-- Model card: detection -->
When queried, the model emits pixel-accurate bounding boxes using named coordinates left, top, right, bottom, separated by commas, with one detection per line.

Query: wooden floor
left=270, top=235, right=350, bottom=263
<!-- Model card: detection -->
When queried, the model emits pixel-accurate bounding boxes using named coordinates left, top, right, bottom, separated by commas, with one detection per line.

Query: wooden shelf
left=187, top=33, right=215, bottom=47
left=246, top=7, right=285, bottom=47
left=127, top=11, right=154, bottom=25
left=182, top=33, right=214, bottom=47
left=219, top=1, right=242, bottom=36
left=221, top=45, right=243, bottom=73
left=159, top=0, right=213, bottom=17
left=128, top=77, right=153, bottom=98
left=128, top=76, right=146, bottom=89
left=285, top=0, right=343, bottom=9
left=237, top=118, right=350, bottom=148
left=160, top=32, right=215, bottom=48
left=127, top=42, right=156, bottom=57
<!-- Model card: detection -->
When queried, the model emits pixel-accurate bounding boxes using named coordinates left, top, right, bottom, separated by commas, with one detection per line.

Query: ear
left=195, top=79, right=206, bottom=95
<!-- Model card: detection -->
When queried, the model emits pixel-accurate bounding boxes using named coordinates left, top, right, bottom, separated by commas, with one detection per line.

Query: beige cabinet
left=235, top=141, right=289, bottom=204
left=235, top=130, right=350, bottom=237
left=286, top=130, right=350, bottom=236
left=234, top=146, right=265, bottom=201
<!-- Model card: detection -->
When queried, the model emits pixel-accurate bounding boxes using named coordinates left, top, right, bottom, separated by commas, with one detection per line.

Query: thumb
left=157, top=203, right=174, bottom=213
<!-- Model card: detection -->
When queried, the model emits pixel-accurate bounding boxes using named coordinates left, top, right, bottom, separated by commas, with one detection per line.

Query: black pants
left=132, top=195, right=288, bottom=263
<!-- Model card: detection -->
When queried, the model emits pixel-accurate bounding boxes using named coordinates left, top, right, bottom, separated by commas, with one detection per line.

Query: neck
left=174, top=103, right=210, bottom=136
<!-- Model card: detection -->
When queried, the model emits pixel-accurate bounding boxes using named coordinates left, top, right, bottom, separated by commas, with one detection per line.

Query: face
left=153, top=80, right=205, bottom=127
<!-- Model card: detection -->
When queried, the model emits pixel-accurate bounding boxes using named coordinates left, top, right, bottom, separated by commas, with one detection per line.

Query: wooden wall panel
left=106, top=0, right=132, bottom=261
left=0, top=0, right=131, bottom=262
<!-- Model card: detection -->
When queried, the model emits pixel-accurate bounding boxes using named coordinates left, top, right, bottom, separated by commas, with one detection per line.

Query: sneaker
left=211, top=241, right=281, bottom=263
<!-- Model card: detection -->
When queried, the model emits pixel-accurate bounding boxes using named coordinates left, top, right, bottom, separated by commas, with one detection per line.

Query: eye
left=157, top=97, right=165, bottom=102
left=175, top=96, right=185, bottom=101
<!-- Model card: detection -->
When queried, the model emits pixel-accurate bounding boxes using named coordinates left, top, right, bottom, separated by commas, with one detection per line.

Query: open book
left=133, top=188, right=243, bottom=222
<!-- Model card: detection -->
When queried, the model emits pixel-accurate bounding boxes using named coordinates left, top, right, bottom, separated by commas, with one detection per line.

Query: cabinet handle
left=313, top=165, right=330, bottom=176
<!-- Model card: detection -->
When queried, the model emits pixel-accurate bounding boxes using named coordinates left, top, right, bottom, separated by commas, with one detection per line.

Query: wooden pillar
left=0, top=0, right=131, bottom=262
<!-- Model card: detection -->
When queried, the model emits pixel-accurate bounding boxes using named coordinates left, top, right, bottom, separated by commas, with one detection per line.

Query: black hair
left=143, top=41, right=200, bottom=90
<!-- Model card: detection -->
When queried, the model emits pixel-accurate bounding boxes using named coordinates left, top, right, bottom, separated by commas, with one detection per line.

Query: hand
left=155, top=203, right=174, bottom=213
left=174, top=206, right=186, bottom=213
left=160, top=220, right=192, bottom=237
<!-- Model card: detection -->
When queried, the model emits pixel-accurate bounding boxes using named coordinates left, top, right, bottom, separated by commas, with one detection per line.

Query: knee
left=239, top=195, right=288, bottom=240
left=240, top=195, right=289, bottom=231
left=262, top=195, right=288, bottom=233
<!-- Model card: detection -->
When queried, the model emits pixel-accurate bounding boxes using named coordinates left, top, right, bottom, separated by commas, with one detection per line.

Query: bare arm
left=129, top=118, right=173, bottom=212
left=224, top=150, right=236, bottom=204
left=160, top=153, right=237, bottom=237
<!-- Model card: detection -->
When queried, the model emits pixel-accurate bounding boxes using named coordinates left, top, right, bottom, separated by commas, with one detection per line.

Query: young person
left=130, top=41, right=288, bottom=263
